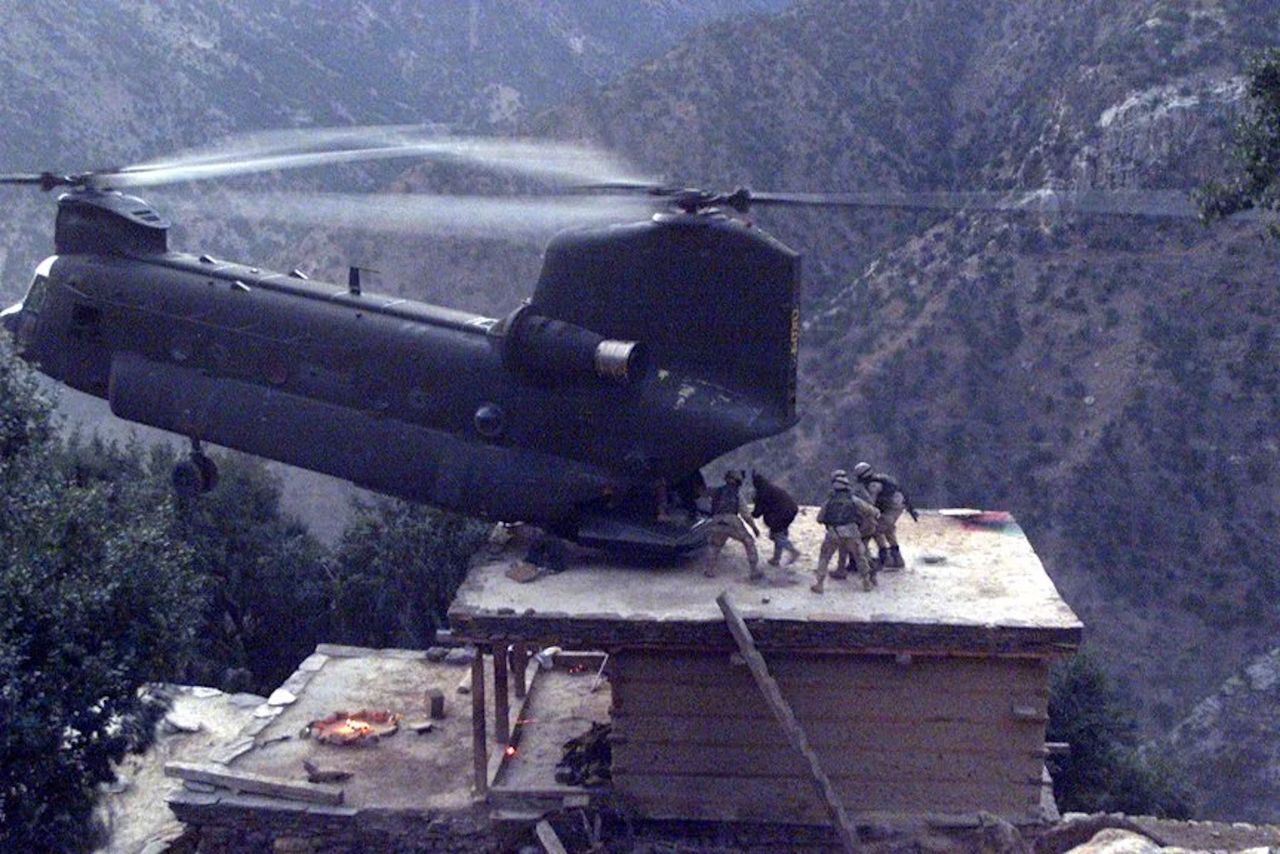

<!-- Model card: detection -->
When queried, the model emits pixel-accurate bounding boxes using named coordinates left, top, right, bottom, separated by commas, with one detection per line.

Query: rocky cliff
left=1162, top=647, right=1280, bottom=822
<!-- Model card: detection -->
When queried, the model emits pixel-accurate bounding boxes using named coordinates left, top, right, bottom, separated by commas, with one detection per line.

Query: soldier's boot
left=810, top=576, right=825, bottom=594
left=767, top=541, right=782, bottom=566
left=784, top=542, right=802, bottom=566
left=888, top=546, right=904, bottom=568
left=704, top=548, right=721, bottom=578
left=748, top=562, right=766, bottom=582
left=862, top=574, right=874, bottom=591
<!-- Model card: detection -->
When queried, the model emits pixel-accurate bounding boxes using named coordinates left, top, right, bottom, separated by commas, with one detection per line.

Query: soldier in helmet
left=854, top=461, right=918, bottom=569
left=811, top=470, right=880, bottom=594
left=704, top=470, right=762, bottom=580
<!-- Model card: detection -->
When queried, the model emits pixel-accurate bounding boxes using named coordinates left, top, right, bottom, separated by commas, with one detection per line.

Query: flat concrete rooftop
left=450, top=509, right=1082, bottom=656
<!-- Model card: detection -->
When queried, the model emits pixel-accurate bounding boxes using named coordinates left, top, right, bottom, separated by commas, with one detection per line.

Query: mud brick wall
left=609, top=650, right=1051, bottom=825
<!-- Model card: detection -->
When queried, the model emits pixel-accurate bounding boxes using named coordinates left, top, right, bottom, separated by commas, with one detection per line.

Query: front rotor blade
left=158, top=191, right=660, bottom=242
left=126, top=125, right=437, bottom=171
left=95, top=133, right=654, bottom=190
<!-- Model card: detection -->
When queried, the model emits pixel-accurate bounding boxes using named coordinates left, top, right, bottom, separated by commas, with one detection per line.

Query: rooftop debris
left=556, top=722, right=612, bottom=787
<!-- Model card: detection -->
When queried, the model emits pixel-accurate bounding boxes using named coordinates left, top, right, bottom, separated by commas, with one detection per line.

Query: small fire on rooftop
left=306, top=709, right=401, bottom=746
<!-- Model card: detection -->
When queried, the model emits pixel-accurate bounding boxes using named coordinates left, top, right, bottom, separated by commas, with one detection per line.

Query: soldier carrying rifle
left=853, top=461, right=918, bottom=569
left=811, top=470, right=880, bottom=594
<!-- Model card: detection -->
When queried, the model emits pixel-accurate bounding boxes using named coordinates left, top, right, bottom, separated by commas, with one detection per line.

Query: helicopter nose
left=1, top=301, right=22, bottom=337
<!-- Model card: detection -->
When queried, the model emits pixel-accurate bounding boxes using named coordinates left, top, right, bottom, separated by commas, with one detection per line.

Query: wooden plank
left=611, top=741, right=1046, bottom=784
left=615, top=672, right=1048, bottom=702
left=616, top=773, right=1039, bottom=824
left=613, top=714, right=1044, bottom=752
left=615, top=664, right=1048, bottom=699
left=494, top=645, right=510, bottom=746
left=717, top=593, right=860, bottom=854
left=617, top=650, right=1048, bottom=692
left=611, top=682, right=1046, bottom=722
left=471, top=649, right=488, bottom=794
left=535, top=820, right=569, bottom=854
left=448, top=610, right=1081, bottom=657
left=163, top=761, right=342, bottom=805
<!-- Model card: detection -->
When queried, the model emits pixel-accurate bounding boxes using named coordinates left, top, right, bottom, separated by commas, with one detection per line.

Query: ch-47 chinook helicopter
left=0, top=129, right=1208, bottom=554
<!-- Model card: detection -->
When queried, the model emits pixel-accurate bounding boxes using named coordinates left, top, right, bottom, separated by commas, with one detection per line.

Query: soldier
left=811, top=470, right=880, bottom=594
left=751, top=472, right=802, bottom=567
left=704, top=470, right=762, bottom=580
left=835, top=471, right=880, bottom=577
left=853, top=461, right=919, bottom=569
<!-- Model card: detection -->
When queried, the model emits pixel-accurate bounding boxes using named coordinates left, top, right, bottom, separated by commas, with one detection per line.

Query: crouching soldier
left=751, top=472, right=802, bottom=567
left=812, top=470, right=880, bottom=594
left=704, top=470, right=762, bottom=580
left=853, top=461, right=919, bottom=569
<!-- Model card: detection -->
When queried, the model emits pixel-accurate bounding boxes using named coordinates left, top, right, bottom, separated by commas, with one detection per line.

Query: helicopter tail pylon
left=529, top=211, right=801, bottom=431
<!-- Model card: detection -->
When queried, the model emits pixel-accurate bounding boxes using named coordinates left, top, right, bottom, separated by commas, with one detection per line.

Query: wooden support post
left=426, top=687, right=446, bottom=720
left=494, top=643, right=510, bottom=745
left=512, top=642, right=528, bottom=699
left=471, top=647, right=488, bottom=794
left=716, top=592, right=860, bottom=854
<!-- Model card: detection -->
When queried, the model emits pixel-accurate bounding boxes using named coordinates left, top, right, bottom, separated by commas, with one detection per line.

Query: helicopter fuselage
left=5, top=190, right=801, bottom=550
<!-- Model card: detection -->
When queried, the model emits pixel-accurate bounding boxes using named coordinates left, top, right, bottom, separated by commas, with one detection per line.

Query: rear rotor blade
left=745, top=188, right=1204, bottom=218
left=576, top=183, right=1210, bottom=219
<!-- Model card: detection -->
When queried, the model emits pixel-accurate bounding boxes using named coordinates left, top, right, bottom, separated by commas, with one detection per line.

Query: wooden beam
left=511, top=642, right=528, bottom=699
left=716, top=592, right=860, bottom=854
left=471, top=647, right=488, bottom=794
left=494, top=644, right=510, bottom=745
left=535, top=819, right=569, bottom=854
left=164, top=761, right=342, bottom=805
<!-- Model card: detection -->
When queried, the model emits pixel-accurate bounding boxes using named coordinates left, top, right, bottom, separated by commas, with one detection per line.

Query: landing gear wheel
left=172, top=459, right=204, bottom=499
left=191, top=451, right=219, bottom=492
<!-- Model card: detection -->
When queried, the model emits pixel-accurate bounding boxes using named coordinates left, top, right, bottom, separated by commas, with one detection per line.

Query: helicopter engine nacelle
left=498, top=305, right=646, bottom=385
left=54, top=189, right=169, bottom=255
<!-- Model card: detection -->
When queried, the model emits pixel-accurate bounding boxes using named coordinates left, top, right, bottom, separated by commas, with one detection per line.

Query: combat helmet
left=852, top=461, right=873, bottom=480
left=830, top=469, right=851, bottom=490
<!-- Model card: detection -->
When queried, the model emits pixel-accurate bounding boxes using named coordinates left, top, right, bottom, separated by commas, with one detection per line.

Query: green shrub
left=1047, top=652, right=1194, bottom=818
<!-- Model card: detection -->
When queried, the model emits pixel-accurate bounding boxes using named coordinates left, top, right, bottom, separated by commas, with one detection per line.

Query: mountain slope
left=0, top=0, right=787, bottom=297
left=506, top=0, right=1280, bottom=739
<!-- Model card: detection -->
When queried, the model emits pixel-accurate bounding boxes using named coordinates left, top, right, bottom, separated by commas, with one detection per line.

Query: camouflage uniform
left=811, top=472, right=880, bottom=594
left=854, top=462, right=917, bottom=569
left=704, top=472, right=761, bottom=579
left=836, top=478, right=880, bottom=578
